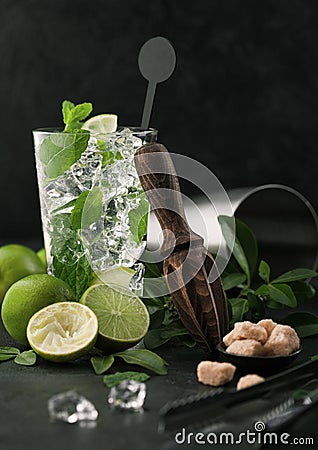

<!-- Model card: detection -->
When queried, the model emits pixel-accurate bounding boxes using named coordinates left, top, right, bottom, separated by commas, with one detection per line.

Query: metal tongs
left=159, top=358, right=318, bottom=433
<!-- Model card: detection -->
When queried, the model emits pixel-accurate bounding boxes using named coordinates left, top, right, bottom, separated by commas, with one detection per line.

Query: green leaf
left=0, top=347, right=20, bottom=361
left=259, top=260, right=270, bottom=283
left=115, top=349, right=168, bottom=375
left=247, top=292, right=266, bottom=321
left=218, top=216, right=257, bottom=285
left=14, top=350, right=36, bottom=366
left=103, top=371, right=150, bottom=387
left=228, top=298, right=249, bottom=324
left=91, top=355, right=114, bottom=375
left=280, top=312, right=318, bottom=337
left=40, top=131, right=89, bottom=179
left=50, top=214, right=94, bottom=298
left=144, top=329, right=171, bottom=349
left=273, top=269, right=318, bottom=284
left=257, top=283, right=297, bottom=308
left=63, top=101, right=92, bottom=131
left=53, top=253, right=93, bottom=299
left=222, top=273, right=246, bottom=291
left=178, top=335, right=196, bottom=348
left=70, top=187, right=103, bottom=230
left=150, top=309, right=165, bottom=329
left=128, top=194, right=149, bottom=244
left=287, top=281, right=315, bottom=304
left=311, top=354, right=318, bottom=361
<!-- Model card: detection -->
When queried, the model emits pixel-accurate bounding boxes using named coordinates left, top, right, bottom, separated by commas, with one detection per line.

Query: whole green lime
left=0, top=244, right=46, bottom=304
left=1, top=274, right=75, bottom=344
left=36, top=248, right=47, bottom=269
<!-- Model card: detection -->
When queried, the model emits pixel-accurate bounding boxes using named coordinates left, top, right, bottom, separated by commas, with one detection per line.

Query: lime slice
left=27, top=302, right=98, bottom=362
left=82, top=114, right=118, bottom=134
left=91, top=267, right=135, bottom=289
left=80, top=284, right=150, bottom=353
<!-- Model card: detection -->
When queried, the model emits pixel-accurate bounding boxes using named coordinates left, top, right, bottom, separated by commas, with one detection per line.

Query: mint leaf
left=280, top=312, right=318, bottom=337
left=40, top=131, right=89, bottom=179
left=70, top=187, right=103, bottom=230
left=222, top=273, right=246, bottom=291
left=14, top=350, right=36, bottom=366
left=259, top=260, right=270, bottom=283
left=257, top=283, right=297, bottom=308
left=272, top=269, right=318, bottom=284
left=62, top=100, right=75, bottom=126
left=51, top=214, right=94, bottom=298
left=218, top=216, right=257, bottom=285
left=128, top=194, right=149, bottom=244
left=115, top=349, right=168, bottom=375
left=62, top=100, right=92, bottom=131
left=228, top=298, right=249, bottom=324
left=91, top=355, right=114, bottom=375
left=0, top=347, right=20, bottom=361
left=103, top=371, right=150, bottom=387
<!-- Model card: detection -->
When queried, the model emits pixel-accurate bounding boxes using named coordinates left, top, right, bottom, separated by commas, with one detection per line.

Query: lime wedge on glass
left=27, top=302, right=98, bottom=362
left=91, top=266, right=135, bottom=289
left=80, top=283, right=150, bottom=353
left=82, top=114, right=118, bottom=134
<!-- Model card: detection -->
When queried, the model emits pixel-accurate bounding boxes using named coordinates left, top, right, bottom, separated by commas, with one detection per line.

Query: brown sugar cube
left=197, top=361, right=236, bottom=386
left=226, top=339, right=264, bottom=356
left=233, top=321, right=268, bottom=344
left=237, top=374, right=265, bottom=390
left=223, top=329, right=238, bottom=347
left=257, top=319, right=277, bottom=339
left=263, top=324, right=300, bottom=356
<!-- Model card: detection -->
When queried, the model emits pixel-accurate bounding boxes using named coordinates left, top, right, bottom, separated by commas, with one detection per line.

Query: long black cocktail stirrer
left=139, top=36, right=176, bottom=129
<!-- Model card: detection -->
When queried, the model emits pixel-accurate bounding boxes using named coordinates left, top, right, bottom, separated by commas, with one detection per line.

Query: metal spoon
left=138, top=36, right=176, bottom=129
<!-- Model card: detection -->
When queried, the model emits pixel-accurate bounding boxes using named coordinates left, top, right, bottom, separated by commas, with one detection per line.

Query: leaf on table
left=258, top=260, right=270, bottom=283
left=280, top=312, right=318, bottom=337
left=91, top=355, right=115, bottom=375
left=103, top=371, right=150, bottom=387
left=144, top=329, right=171, bottom=349
left=115, top=349, right=168, bottom=375
left=40, top=131, right=90, bottom=179
left=222, top=273, right=246, bottom=291
left=0, top=346, right=20, bottom=361
left=14, top=350, right=36, bottom=366
left=70, top=187, right=103, bottom=230
left=272, top=268, right=318, bottom=284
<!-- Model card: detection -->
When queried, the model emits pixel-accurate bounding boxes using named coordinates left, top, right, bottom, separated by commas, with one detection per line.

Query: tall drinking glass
left=33, top=127, right=157, bottom=296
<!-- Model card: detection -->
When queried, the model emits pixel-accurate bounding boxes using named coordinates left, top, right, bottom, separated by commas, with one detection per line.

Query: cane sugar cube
left=223, top=329, right=238, bottom=347
left=226, top=339, right=264, bottom=356
left=263, top=324, right=300, bottom=356
left=257, top=319, right=277, bottom=338
left=197, top=361, right=236, bottom=386
left=233, top=321, right=268, bottom=344
left=237, top=374, right=265, bottom=391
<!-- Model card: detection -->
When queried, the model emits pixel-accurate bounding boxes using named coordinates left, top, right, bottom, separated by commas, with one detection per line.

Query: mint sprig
left=62, top=100, right=92, bottom=131
left=219, top=215, right=318, bottom=337
left=0, top=347, right=37, bottom=366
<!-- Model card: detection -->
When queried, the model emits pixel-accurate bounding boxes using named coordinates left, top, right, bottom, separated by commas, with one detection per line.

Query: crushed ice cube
left=48, top=391, right=98, bottom=424
left=108, top=380, right=146, bottom=411
left=129, top=262, right=145, bottom=295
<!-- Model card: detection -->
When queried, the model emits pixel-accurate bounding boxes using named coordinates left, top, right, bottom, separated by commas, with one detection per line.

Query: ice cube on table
left=108, top=380, right=146, bottom=411
left=48, top=391, right=98, bottom=424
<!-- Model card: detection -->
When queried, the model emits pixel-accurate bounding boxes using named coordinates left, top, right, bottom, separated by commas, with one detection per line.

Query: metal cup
left=147, top=184, right=318, bottom=277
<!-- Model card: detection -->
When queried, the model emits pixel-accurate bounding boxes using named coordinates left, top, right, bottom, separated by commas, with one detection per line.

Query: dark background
left=1, top=0, right=318, bottom=244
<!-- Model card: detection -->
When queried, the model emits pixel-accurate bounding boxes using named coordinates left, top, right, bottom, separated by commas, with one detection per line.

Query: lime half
left=82, top=114, right=117, bottom=134
left=27, top=302, right=98, bottom=362
left=91, top=266, right=135, bottom=289
left=80, top=284, right=150, bottom=353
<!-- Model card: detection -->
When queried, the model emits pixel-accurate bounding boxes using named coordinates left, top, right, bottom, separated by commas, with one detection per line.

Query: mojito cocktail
left=33, top=101, right=157, bottom=297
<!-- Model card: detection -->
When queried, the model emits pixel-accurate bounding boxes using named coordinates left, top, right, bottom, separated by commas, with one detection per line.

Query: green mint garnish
left=128, top=193, right=149, bottom=244
left=62, top=100, right=92, bottom=131
left=103, top=371, right=150, bottom=387
left=14, top=350, right=37, bottom=366
left=91, top=355, right=115, bottom=375
left=70, top=187, right=103, bottom=231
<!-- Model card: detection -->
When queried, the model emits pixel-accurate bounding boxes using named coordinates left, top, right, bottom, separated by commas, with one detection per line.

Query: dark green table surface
left=1, top=318, right=317, bottom=450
